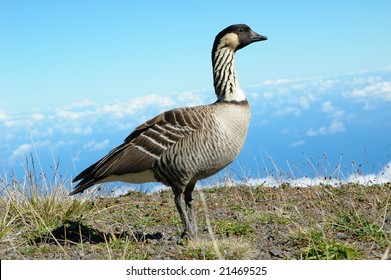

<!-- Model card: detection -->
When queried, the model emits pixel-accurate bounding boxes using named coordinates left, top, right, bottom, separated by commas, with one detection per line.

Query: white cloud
left=73, top=126, right=93, bottom=135
left=262, top=91, right=273, bottom=98
left=31, top=113, right=45, bottom=121
left=346, top=161, right=391, bottom=185
left=134, top=94, right=176, bottom=107
left=299, top=96, right=310, bottom=109
left=343, top=80, right=391, bottom=106
left=252, top=72, right=391, bottom=134
left=55, top=125, right=94, bottom=136
left=307, top=127, right=325, bottom=137
left=274, top=106, right=301, bottom=117
left=321, top=101, right=335, bottom=113
left=280, top=128, right=291, bottom=134
left=380, top=161, right=391, bottom=177
left=213, top=161, right=391, bottom=190
left=101, top=103, right=129, bottom=118
left=46, top=127, right=54, bottom=137
left=71, top=99, right=95, bottom=108
left=0, top=110, right=9, bottom=121
left=3, top=120, right=20, bottom=127
left=8, top=140, right=50, bottom=163
left=306, top=120, right=345, bottom=136
left=290, top=140, right=305, bottom=147
left=256, top=78, right=300, bottom=87
left=84, top=139, right=110, bottom=151
left=178, top=89, right=211, bottom=106
left=258, top=119, right=269, bottom=126
left=328, top=120, right=345, bottom=134
left=96, top=94, right=182, bottom=120
left=57, top=109, right=95, bottom=121
left=1, top=67, right=391, bottom=177
left=53, top=140, right=76, bottom=149
left=9, top=143, right=32, bottom=163
left=329, top=110, right=346, bottom=119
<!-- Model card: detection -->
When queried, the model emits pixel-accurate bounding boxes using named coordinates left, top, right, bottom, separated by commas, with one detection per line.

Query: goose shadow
left=33, top=220, right=163, bottom=245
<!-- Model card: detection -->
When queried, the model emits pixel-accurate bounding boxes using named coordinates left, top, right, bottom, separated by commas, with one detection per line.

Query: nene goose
left=70, top=24, right=267, bottom=239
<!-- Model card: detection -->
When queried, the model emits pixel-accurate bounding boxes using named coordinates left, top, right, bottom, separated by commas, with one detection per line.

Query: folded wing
left=70, top=106, right=206, bottom=195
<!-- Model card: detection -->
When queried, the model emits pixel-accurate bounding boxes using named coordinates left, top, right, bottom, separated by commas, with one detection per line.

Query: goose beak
left=250, top=30, right=268, bottom=42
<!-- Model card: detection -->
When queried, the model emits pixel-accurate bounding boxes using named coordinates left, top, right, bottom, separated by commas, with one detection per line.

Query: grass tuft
left=293, top=230, right=362, bottom=260
left=179, top=237, right=258, bottom=260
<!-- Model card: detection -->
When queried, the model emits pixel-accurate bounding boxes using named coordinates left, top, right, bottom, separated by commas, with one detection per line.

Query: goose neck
left=212, top=48, right=245, bottom=102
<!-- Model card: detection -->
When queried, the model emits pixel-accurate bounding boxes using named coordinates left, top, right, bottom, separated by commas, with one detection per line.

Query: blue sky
left=1, top=0, right=391, bottom=188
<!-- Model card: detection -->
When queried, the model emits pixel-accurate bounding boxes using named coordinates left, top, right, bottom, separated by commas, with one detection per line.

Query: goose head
left=212, top=24, right=268, bottom=53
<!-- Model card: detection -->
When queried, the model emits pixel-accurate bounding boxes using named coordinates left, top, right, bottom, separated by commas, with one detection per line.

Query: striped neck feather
left=212, top=48, right=246, bottom=102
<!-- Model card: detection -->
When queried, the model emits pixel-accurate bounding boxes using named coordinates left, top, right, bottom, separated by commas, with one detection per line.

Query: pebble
left=269, top=247, right=283, bottom=257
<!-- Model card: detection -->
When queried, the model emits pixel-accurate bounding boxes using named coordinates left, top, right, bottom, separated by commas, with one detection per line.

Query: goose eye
left=238, top=28, right=244, bottom=33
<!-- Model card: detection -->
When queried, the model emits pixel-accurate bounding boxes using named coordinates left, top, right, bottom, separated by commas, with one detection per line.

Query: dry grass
left=0, top=167, right=390, bottom=260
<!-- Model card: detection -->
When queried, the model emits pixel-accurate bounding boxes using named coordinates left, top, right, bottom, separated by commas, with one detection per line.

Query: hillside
left=0, top=179, right=390, bottom=260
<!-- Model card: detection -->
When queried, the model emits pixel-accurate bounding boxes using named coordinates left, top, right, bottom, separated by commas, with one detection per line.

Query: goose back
left=154, top=100, right=251, bottom=189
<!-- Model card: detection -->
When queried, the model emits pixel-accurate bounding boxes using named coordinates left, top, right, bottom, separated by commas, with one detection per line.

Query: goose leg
left=184, top=182, right=199, bottom=237
left=174, top=191, right=193, bottom=239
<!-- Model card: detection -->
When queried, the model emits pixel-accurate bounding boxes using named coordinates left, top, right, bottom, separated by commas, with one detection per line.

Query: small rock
left=269, top=248, right=283, bottom=258
left=336, top=232, right=347, bottom=240
left=267, top=235, right=275, bottom=241
left=3, top=249, right=18, bottom=259
left=236, top=215, right=246, bottom=222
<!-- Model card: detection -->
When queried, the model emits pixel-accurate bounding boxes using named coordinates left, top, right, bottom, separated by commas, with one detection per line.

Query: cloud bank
left=1, top=66, right=390, bottom=186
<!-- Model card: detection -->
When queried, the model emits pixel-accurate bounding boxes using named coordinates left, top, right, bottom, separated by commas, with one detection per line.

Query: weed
left=329, top=211, right=389, bottom=247
left=214, top=220, right=253, bottom=236
left=298, top=230, right=361, bottom=260
left=247, top=211, right=291, bottom=225
left=180, top=237, right=257, bottom=260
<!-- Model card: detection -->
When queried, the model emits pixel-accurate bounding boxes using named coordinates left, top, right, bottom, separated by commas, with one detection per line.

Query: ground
left=0, top=182, right=390, bottom=260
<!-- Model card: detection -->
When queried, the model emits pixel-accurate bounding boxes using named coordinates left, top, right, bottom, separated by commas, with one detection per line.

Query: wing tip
left=69, top=178, right=95, bottom=196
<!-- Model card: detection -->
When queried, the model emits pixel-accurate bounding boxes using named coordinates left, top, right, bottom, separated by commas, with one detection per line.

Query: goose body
left=71, top=24, right=267, bottom=238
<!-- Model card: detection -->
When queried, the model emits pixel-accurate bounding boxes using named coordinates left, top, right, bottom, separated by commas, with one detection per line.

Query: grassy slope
left=0, top=178, right=390, bottom=260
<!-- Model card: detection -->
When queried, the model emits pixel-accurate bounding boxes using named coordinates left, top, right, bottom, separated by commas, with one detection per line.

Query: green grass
left=298, top=230, right=361, bottom=260
left=214, top=219, right=253, bottom=236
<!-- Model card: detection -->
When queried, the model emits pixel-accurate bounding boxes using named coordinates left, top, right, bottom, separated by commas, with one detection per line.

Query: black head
left=212, top=24, right=267, bottom=53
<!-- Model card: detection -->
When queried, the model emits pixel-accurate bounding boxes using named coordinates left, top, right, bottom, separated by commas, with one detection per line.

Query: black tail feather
left=69, top=178, right=96, bottom=195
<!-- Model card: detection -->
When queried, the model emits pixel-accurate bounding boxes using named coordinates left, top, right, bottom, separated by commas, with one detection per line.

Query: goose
left=70, top=24, right=267, bottom=239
